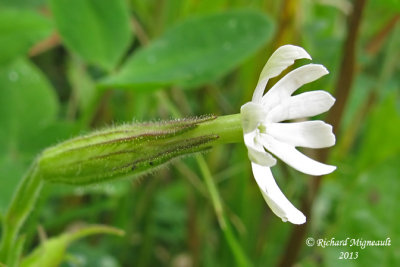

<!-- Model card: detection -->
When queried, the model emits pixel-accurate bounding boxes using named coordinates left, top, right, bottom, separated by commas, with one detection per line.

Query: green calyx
left=38, top=114, right=243, bottom=185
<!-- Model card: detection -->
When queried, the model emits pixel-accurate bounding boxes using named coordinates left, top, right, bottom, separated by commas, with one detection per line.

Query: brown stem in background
left=28, top=7, right=60, bottom=57
left=29, top=33, right=60, bottom=57
left=325, top=0, right=367, bottom=138
left=366, top=15, right=400, bottom=55
left=278, top=0, right=367, bottom=266
left=131, top=15, right=150, bottom=46
left=273, top=0, right=298, bottom=49
left=89, top=90, right=113, bottom=127
left=338, top=15, right=399, bottom=157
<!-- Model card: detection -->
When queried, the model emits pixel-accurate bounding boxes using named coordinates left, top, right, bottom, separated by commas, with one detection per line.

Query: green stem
left=196, top=156, right=251, bottom=267
left=66, top=225, right=124, bottom=243
left=0, top=162, right=43, bottom=263
left=7, top=235, right=25, bottom=267
left=182, top=114, right=243, bottom=145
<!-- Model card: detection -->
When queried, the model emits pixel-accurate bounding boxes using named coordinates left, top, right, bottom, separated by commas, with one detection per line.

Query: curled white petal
left=266, top=91, right=336, bottom=122
left=259, top=134, right=336, bottom=175
left=265, top=121, right=336, bottom=148
left=259, top=45, right=312, bottom=80
left=251, top=163, right=306, bottom=224
left=244, top=132, right=276, bottom=166
left=261, top=64, right=329, bottom=110
left=251, top=45, right=311, bottom=103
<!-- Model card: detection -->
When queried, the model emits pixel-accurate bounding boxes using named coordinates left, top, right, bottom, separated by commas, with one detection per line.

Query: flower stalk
left=0, top=163, right=43, bottom=263
left=196, top=155, right=251, bottom=267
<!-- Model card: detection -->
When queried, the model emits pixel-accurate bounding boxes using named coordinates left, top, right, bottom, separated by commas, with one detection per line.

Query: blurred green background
left=0, top=0, right=399, bottom=266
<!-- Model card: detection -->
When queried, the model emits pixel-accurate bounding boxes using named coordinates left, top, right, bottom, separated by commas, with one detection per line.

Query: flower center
left=257, top=124, right=267, bottom=134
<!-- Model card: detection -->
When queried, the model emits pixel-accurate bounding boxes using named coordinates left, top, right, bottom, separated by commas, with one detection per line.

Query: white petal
left=260, top=134, right=336, bottom=175
left=247, top=146, right=277, bottom=167
left=265, top=121, right=336, bottom=148
left=240, top=102, right=268, bottom=134
left=251, top=45, right=311, bottom=103
left=251, top=163, right=306, bottom=224
left=261, top=64, right=329, bottom=109
left=244, top=132, right=276, bottom=166
left=267, top=91, right=335, bottom=122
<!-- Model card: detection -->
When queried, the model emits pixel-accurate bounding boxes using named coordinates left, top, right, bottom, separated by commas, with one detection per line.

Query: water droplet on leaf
left=8, top=71, right=19, bottom=82
left=228, top=19, right=237, bottom=29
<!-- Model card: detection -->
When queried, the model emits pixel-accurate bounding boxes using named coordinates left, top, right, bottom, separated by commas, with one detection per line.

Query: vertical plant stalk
left=0, top=162, right=43, bottom=263
left=278, top=0, right=367, bottom=266
left=272, top=0, right=299, bottom=49
left=7, top=236, right=25, bottom=267
left=196, top=156, right=251, bottom=267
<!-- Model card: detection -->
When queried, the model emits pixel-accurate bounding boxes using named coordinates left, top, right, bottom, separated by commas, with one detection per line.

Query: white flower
left=240, top=45, right=336, bottom=224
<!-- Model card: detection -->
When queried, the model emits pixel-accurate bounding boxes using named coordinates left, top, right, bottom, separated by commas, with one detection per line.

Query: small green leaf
left=49, top=0, right=133, bottom=71
left=20, top=225, right=124, bottom=267
left=100, top=10, right=275, bottom=90
left=0, top=8, right=52, bottom=64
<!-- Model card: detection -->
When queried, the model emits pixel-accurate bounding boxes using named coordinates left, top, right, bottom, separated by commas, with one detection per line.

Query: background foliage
left=0, top=0, right=399, bottom=266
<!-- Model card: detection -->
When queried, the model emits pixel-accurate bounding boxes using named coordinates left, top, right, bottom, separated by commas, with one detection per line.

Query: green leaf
left=0, top=58, right=59, bottom=212
left=49, top=0, right=133, bottom=71
left=0, top=8, right=52, bottom=65
left=0, top=59, right=59, bottom=152
left=100, top=10, right=275, bottom=90
left=20, top=225, right=124, bottom=267
left=0, top=0, right=46, bottom=9
left=370, top=0, right=400, bottom=11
